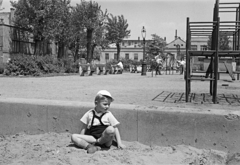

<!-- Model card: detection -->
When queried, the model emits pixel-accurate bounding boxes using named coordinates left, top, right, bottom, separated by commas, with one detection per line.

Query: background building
left=0, top=8, right=14, bottom=63
left=100, top=38, right=147, bottom=63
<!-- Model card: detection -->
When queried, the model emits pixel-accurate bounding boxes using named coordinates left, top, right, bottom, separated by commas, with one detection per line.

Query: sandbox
left=1, top=98, right=240, bottom=164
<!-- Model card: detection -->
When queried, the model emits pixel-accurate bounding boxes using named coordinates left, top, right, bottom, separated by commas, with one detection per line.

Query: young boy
left=71, top=90, right=125, bottom=154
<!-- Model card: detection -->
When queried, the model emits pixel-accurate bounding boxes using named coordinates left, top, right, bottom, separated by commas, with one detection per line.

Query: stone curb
left=0, top=98, right=239, bottom=152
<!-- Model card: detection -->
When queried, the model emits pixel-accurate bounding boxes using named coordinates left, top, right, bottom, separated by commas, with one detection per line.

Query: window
left=105, top=53, right=109, bottom=60
left=122, top=42, right=125, bottom=46
left=200, top=45, right=207, bottom=51
left=125, top=53, right=129, bottom=60
left=114, top=53, right=117, bottom=59
left=128, top=41, right=131, bottom=46
left=134, top=53, right=138, bottom=60
left=191, top=45, right=197, bottom=50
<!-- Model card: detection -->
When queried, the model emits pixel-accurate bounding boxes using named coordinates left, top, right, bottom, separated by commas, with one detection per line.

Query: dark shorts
left=86, top=125, right=108, bottom=139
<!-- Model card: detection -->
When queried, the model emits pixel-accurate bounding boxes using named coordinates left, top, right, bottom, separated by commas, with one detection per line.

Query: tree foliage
left=106, top=14, right=130, bottom=60
left=10, top=0, right=131, bottom=63
left=10, top=0, right=72, bottom=56
left=72, top=0, right=107, bottom=62
left=146, top=34, right=166, bottom=61
left=207, top=34, right=231, bottom=50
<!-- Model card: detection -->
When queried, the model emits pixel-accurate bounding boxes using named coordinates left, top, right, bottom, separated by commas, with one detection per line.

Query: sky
left=1, top=0, right=239, bottom=43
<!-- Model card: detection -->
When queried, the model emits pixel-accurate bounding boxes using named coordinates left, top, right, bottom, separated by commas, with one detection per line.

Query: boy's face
left=95, top=97, right=111, bottom=113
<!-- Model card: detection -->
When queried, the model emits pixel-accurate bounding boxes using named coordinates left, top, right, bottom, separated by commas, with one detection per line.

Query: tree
left=105, top=14, right=131, bottom=61
left=207, top=34, right=231, bottom=50
left=45, top=0, right=72, bottom=59
left=146, top=34, right=166, bottom=61
left=10, top=0, right=71, bottom=57
left=72, top=0, right=107, bottom=63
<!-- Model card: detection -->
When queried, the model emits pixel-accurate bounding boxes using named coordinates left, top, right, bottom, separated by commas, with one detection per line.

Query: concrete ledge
left=0, top=98, right=240, bottom=152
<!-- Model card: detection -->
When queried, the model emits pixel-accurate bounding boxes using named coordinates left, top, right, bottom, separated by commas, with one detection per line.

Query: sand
left=0, top=132, right=231, bottom=165
left=1, top=73, right=240, bottom=164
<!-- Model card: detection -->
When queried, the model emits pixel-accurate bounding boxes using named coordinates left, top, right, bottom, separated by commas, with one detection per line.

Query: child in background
left=71, top=90, right=125, bottom=154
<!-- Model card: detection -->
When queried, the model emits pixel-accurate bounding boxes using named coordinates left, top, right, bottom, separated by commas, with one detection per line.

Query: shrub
left=4, top=55, right=41, bottom=76
left=59, top=58, right=79, bottom=73
left=0, top=66, right=4, bottom=74
left=0, top=62, right=4, bottom=74
left=35, top=55, right=62, bottom=73
left=3, top=54, right=78, bottom=76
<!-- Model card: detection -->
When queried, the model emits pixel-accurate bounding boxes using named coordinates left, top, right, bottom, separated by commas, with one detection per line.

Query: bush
left=35, top=55, right=62, bottom=73
left=5, top=55, right=41, bottom=76
left=0, top=62, right=4, bottom=74
left=59, top=58, right=79, bottom=73
left=0, top=66, right=4, bottom=74
left=3, top=54, right=78, bottom=76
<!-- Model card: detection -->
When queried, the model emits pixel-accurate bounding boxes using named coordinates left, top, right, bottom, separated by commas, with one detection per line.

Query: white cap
left=97, top=90, right=114, bottom=101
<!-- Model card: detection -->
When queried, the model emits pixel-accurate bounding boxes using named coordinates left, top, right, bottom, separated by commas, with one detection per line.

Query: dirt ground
left=0, top=132, right=230, bottom=165
left=1, top=72, right=240, bottom=110
left=1, top=72, right=240, bottom=164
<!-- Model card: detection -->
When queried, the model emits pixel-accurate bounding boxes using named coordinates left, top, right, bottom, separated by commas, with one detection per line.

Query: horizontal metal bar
left=190, top=21, right=217, bottom=24
left=220, top=21, right=240, bottom=23
left=220, top=25, right=240, bottom=27
left=190, top=28, right=213, bottom=30
left=219, top=28, right=240, bottom=29
left=190, top=25, right=215, bottom=27
left=220, top=30, right=238, bottom=32
left=191, top=30, right=212, bottom=33
left=220, top=29, right=240, bottom=31
left=220, top=33, right=236, bottom=35
left=190, top=34, right=212, bottom=36
left=190, top=31, right=213, bottom=33
left=219, top=7, right=239, bottom=8
left=219, top=11, right=238, bottom=12
left=219, top=2, right=240, bottom=5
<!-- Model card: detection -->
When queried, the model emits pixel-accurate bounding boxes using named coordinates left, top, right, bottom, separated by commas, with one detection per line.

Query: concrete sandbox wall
left=0, top=98, right=240, bottom=153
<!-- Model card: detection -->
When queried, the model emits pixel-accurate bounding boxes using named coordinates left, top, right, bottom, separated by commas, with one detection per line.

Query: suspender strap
left=90, top=110, right=106, bottom=127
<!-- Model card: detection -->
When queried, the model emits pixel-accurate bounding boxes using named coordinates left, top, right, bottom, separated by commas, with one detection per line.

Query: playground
left=1, top=72, right=240, bottom=109
left=0, top=72, right=240, bottom=164
left=1, top=0, right=240, bottom=164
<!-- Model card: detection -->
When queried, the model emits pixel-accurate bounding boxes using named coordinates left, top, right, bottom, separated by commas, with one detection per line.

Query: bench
left=79, top=64, right=95, bottom=76
left=147, top=65, right=151, bottom=72
left=110, top=65, right=123, bottom=74
left=129, top=65, right=137, bottom=73
left=95, top=64, right=110, bottom=75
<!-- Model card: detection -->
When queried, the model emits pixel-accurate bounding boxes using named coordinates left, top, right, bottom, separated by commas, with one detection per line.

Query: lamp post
left=141, top=26, right=147, bottom=76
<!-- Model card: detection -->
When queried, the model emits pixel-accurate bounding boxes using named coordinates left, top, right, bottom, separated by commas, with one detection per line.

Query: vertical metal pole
left=141, top=37, right=146, bottom=76
left=213, top=17, right=220, bottom=104
left=165, top=56, right=167, bottom=75
left=185, top=17, right=190, bottom=102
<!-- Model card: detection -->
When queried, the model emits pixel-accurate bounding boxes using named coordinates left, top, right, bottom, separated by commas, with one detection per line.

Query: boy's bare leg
left=97, top=126, right=115, bottom=147
left=71, top=134, right=101, bottom=154
left=71, top=134, right=96, bottom=148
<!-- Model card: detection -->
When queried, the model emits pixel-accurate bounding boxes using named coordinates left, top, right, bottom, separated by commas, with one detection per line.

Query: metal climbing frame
left=185, top=0, right=240, bottom=103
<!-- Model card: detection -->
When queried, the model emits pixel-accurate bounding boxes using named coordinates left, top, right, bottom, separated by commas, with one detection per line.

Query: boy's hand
left=118, top=143, right=126, bottom=149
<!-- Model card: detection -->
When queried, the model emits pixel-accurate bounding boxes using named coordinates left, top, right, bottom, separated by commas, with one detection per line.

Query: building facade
left=99, top=38, right=145, bottom=63
left=100, top=33, right=234, bottom=65
left=0, top=8, right=15, bottom=63
left=100, top=33, right=188, bottom=63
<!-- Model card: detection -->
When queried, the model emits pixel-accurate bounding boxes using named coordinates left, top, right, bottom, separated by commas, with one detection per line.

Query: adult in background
left=177, top=59, right=186, bottom=75
left=116, top=60, right=124, bottom=73
left=155, top=55, right=163, bottom=75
